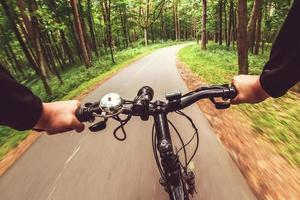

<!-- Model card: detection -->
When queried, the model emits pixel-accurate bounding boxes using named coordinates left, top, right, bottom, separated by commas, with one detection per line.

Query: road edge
left=176, top=58, right=300, bottom=199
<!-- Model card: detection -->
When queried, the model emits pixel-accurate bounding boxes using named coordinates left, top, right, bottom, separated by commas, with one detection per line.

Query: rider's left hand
left=33, top=100, right=84, bottom=134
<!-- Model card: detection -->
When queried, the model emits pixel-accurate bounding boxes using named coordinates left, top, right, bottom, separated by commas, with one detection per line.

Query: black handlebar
left=179, top=85, right=237, bottom=110
left=75, top=85, right=237, bottom=123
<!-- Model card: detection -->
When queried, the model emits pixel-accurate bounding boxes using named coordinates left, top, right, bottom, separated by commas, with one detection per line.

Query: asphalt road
left=0, top=44, right=256, bottom=200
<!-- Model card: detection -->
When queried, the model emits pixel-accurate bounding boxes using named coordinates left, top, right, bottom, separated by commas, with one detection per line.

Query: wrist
left=33, top=103, right=50, bottom=130
left=256, top=76, right=270, bottom=101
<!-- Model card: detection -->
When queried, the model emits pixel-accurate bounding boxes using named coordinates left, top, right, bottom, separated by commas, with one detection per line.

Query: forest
left=0, top=0, right=292, bottom=95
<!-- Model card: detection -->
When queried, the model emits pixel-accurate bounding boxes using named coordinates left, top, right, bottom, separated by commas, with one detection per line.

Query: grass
left=0, top=41, right=181, bottom=161
left=178, top=43, right=300, bottom=166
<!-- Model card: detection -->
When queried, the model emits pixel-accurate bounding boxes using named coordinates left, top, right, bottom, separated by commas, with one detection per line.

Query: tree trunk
left=28, top=0, right=52, bottom=78
left=6, top=41, right=24, bottom=74
left=144, top=28, right=148, bottom=46
left=173, top=0, right=178, bottom=41
left=232, top=4, right=237, bottom=47
left=201, top=0, right=207, bottom=50
left=40, top=33, right=64, bottom=84
left=224, top=0, right=228, bottom=47
left=237, top=0, right=248, bottom=74
left=3, top=44, right=17, bottom=73
left=119, top=7, right=129, bottom=48
left=160, top=8, right=164, bottom=40
left=101, top=0, right=115, bottom=63
left=218, top=0, right=223, bottom=45
left=87, top=0, right=98, bottom=56
left=261, top=2, right=269, bottom=55
left=70, top=0, right=91, bottom=68
left=48, top=31, right=65, bottom=68
left=68, top=13, right=83, bottom=62
left=78, top=0, right=93, bottom=61
left=16, top=0, right=32, bottom=41
left=247, top=0, right=263, bottom=52
left=177, top=8, right=181, bottom=40
left=254, top=8, right=262, bottom=55
left=227, top=0, right=234, bottom=47
left=60, top=30, right=75, bottom=63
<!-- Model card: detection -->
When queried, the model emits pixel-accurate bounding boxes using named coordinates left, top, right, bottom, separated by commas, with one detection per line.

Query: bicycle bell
left=99, top=93, right=123, bottom=115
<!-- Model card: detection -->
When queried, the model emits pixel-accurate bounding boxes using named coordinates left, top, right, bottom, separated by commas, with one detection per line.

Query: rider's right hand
left=33, top=100, right=85, bottom=134
left=231, top=75, right=270, bottom=104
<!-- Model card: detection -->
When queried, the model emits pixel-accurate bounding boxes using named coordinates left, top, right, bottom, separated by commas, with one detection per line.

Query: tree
left=70, top=0, right=91, bottom=68
left=101, top=0, right=115, bottom=63
left=218, top=0, right=223, bottom=45
left=247, top=0, right=263, bottom=52
left=47, top=0, right=75, bottom=64
left=87, top=0, right=99, bottom=56
left=254, top=8, right=262, bottom=54
left=227, top=0, right=234, bottom=47
left=201, top=0, right=207, bottom=50
left=28, top=0, right=52, bottom=78
left=136, top=0, right=165, bottom=46
left=116, top=0, right=130, bottom=48
left=237, top=0, right=248, bottom=74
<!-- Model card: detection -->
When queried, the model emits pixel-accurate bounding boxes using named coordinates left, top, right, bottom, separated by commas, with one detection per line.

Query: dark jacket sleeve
left=260, top=0, right=300, bottom=97
left=0, top=64, right=42, bottom=131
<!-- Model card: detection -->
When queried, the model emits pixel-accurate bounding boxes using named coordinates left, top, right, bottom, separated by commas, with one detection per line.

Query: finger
left=47, top=128, right=73, bottom=135
left=75, top=123, right=85, bottom=133
left=72, top=118, right=85, bottom=132
left=47, top=130, right=62, bottom=135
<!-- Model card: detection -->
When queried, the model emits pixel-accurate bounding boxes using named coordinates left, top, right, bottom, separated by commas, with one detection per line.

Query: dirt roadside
left=177, top=60, right=300, bottom=200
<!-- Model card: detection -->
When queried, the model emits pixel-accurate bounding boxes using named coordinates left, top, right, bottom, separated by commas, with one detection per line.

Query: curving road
left=0, top=44, right=256, bottom=200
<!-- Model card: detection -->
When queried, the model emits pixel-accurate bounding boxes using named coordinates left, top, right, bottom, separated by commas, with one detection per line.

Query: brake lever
left=89, top=119, right=108, bottom=132
left=209, top=97, right=230, bottom=109
left=195, top=84, right=230, bottom=92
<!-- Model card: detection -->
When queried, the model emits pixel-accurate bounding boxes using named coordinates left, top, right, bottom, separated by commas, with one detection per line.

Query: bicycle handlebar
left=178, top=85, right=236, bottom=111
left=75, top=84, right=237, bottom=123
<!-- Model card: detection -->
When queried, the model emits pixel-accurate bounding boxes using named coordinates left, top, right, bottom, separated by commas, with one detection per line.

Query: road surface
left=0, top=44, right=256, bottom=200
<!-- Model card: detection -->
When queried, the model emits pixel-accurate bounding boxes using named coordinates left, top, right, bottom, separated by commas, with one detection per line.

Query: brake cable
left=112, top=115, right=131, bottom=141
left=176, top=111, right=199, bottom=166
left=167, top=119, right=188, bottom=169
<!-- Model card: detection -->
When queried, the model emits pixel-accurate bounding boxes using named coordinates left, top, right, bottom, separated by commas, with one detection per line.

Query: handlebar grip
left=75, top=107, right=85, bottom=122
left=228, top=86, right=238, bottom=99
left=75, top=107, right=95, bottom=122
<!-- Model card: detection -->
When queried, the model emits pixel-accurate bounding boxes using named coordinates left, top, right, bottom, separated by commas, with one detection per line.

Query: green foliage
left=177, top=43, right=269, bottom=83
left=0, top=127, right=28, bottom=160
left=178, top=44, right=300, bottom=166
